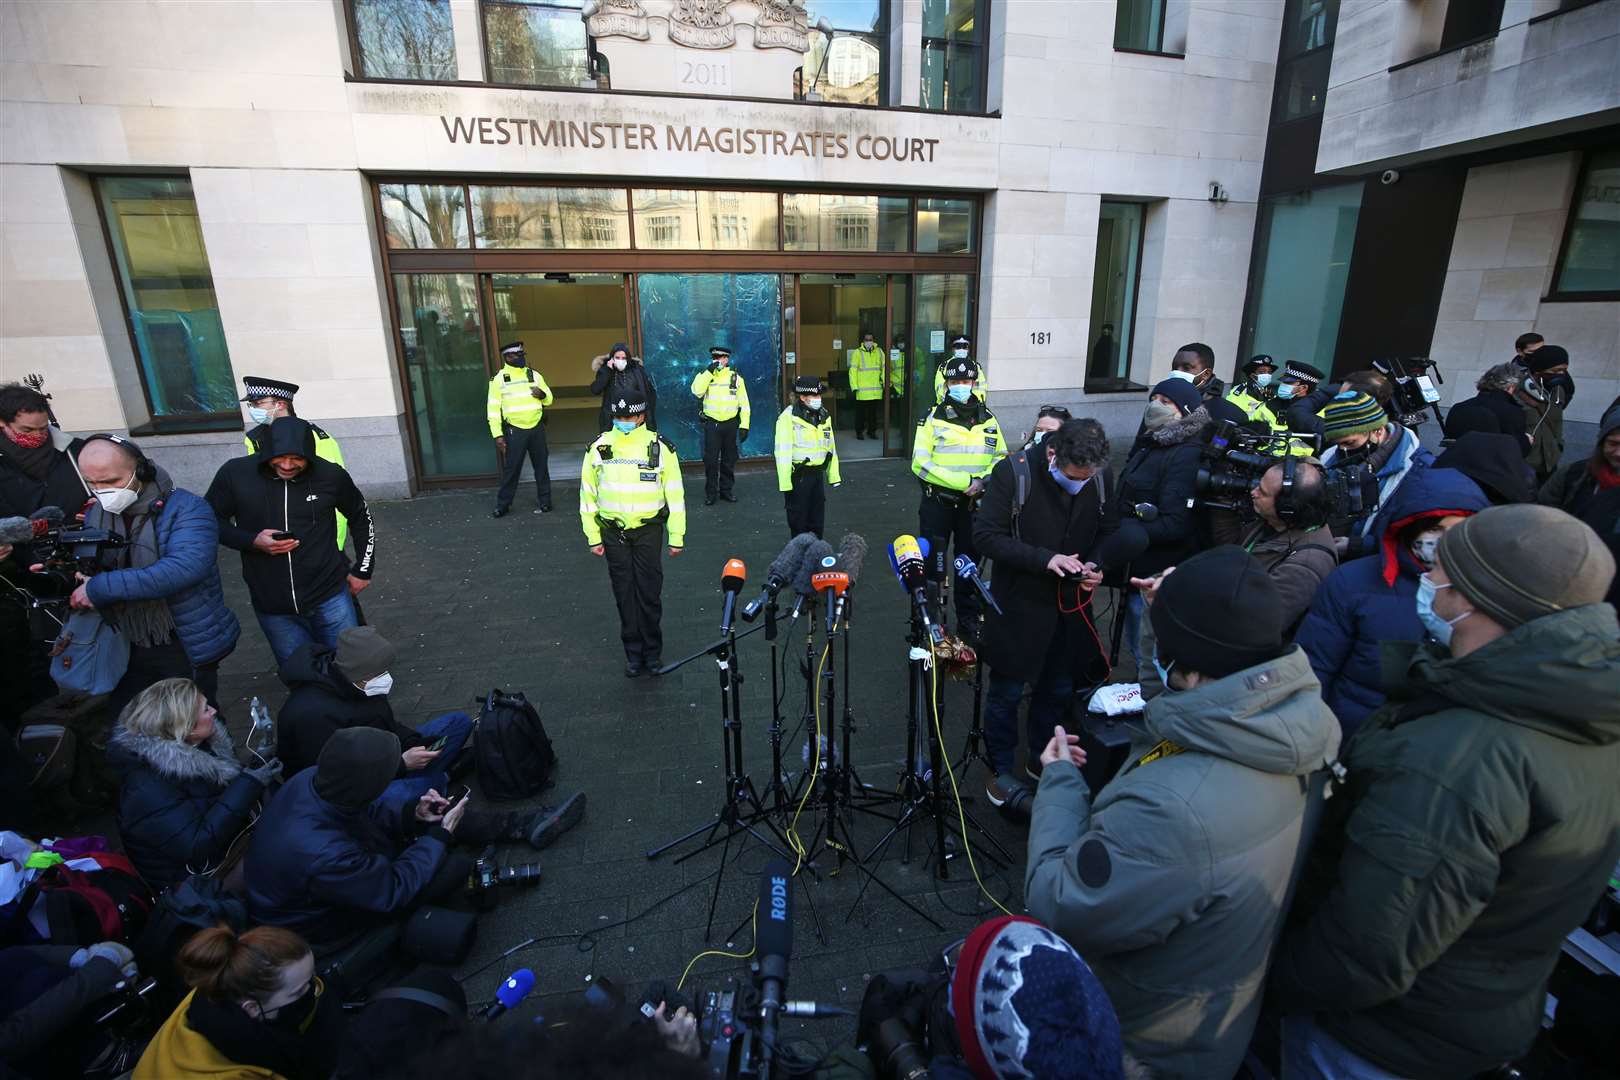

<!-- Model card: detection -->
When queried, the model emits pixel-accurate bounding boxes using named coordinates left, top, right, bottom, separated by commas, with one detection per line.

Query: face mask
left=804, top=396, right=823, bottom=411
left=947, top=384, right=973, bottom=404
left=1253, top=372, right=1273, bottom=388
left=247, top=406, right=273, bottom=426
left=1409, top=531, right=1441, bottom=567
left=1541, top=372, right=1574, bottom=403
left=951, top=348, right=968, bottom=359
left=260, top=979, right=321, bottom=1034
left=1167, top=370, right=1195, bottom=384
left=612, top=419, right=638, bottom=434
left=1142, top=401, right=1180, bottom=431
left=361, top=672, right=393, bottom=697
left=1415, top=574, right=1469, bottom=647
left=1274, top=382, right=1297, bottom=400
left=610, top=357, right=627, bottom=371
left=1047, top=460, right=1087, bottom=495
left=6, top=428, right=48, bottom=449
left=1152, top=649, right=1176, bottom=690
left=93, top=475, right=139, bottom=514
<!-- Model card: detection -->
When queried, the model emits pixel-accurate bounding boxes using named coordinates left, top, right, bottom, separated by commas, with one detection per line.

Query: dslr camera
left=25, top=527, right=125, bottom=600
left=466, top=847, right=541, bottom=910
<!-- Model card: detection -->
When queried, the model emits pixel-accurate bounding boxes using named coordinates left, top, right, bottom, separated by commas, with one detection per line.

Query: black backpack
left=473, top=689, right=557, bottom=801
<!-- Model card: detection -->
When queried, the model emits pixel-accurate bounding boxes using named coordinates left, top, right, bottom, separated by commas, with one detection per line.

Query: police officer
left=580, top=390, right=685, bottom=678
left=1225, top=355, right=1279, bottom=429
left=913, top=357, right=1004, bottom=638
left=848, top=330, right=884, bottom=440
left=241, top=376, right=348, bottom=546
left=488, top=342, right=554, bottom=518
left=690, top=345, right=750, bottom=506
left=933, top=336, right=988, bottom=404
left=774, top=375, right=840, bottom=539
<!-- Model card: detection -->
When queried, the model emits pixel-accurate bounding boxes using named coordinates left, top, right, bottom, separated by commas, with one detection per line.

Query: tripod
left=952, top=653, right=993, bottom=776
left=646, top=618, right=818, bottom=941
left=848, top=602, right=1012, bottom=925
left=756, top=594, right=795, bottom=815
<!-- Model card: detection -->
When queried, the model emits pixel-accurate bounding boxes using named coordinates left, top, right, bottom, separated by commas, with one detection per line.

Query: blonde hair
left=119, top=677, right=205, bottom=742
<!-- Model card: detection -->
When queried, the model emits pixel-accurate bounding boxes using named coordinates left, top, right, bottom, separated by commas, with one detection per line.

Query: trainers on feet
left=526, top=792, right=587, bottom=849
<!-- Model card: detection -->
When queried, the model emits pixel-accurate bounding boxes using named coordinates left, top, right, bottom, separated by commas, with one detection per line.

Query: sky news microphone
left=790, top=539, right=834, bottom=620
left=756, top=859, right=793, bottom=1054
left=953, top=554, right=1003, bottom=616
left=480, top=968, right=536, bottom=1021
left=742, top=532, right=816, bottom=622
left=718, top=558, right=747, bottom=635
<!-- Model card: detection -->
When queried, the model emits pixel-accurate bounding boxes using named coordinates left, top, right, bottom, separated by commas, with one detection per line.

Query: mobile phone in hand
left=271, top=531, right=295, bottom=541
left=448, top=785, right=471, bottom=804
left=427, top=735, right=449, bottom=752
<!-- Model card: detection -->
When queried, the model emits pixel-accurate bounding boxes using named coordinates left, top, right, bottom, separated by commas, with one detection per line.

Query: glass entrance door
left=395, top=273, right=490, bottom=480
left=635, top=273, right=783, bottom=463
left=794, top=273, right=888, bottom=460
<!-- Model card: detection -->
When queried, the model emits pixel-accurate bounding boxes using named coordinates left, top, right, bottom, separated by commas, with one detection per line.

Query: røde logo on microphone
left=769, top=875, right=789, bottom=921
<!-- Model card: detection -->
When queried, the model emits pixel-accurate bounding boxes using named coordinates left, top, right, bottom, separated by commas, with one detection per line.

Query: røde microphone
left=756, top=859, right=794, bottom=1056
left=718, top=558, right=747, bottom=635
left=742, top=532, right=816, bottom=622
left=480, top=968, right=536, bottom=1021
left=790, top=539, right=834, bottom=620
left=953, top=555, right=1003, bottom=616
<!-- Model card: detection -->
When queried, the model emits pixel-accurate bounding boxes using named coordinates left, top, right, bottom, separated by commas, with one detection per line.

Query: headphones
left=1273, top=454, right=1330, bottom=526
left=80, top=432, right=157, bottom=484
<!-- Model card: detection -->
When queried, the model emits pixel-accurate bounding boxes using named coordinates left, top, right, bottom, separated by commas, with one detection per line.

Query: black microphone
left=953, top=555, right=1003, bottom=616
left=756, top=859, right=793, bottom=1055
left=790, top=540, right=833, bottom=620
left=1092, top=518, right=1150, bottom=573
left=742, top=532, right=816, bottom=622
left=825, top=533, right=867, bottom=634
left=718, top=558, right=747, bottom=636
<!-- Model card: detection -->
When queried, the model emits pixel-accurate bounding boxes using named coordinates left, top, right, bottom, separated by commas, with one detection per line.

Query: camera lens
left=498, top=862, right=543, bottom=886
left=869, top=1017, right=931, bottom=1079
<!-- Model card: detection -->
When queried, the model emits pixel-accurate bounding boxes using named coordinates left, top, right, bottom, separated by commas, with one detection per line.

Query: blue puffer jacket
left=83, top=483, right=239, bottom=666
left=1297, top=467, right=1489, bottom=737
left=243, top=769, right=448, bottom=945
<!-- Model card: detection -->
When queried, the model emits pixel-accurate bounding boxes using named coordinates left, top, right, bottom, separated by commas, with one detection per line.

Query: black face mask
left=1541, top=372, right=1575, bottom=403
left=1336, top=441, right=1375, bottom=467
left=260, top=978, right=321, bottom=1034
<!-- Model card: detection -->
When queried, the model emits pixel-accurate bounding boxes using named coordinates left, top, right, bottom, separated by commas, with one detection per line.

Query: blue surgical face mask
left=947, top=384, right=973, bottom=404
left=247, top=406, right=273, bottom=425
left=1047, top=459, right=1087, bottom=495
left=1274, top=382, right=1297, bottom=400
left=612, top=419, right=638, bottom=434
left=1416, top=573, right=1469, bottom=647
left=1152, top=649, right=1176, bottom=690
left=1253, top=373, right=1273, bottom=388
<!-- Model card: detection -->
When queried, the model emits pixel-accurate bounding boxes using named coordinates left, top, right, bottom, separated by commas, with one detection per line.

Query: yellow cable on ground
left=677, top=901, right=757, bottom=991
left=928, top=641, right=1014, bottom=917
left=785, top=642, right=830, bottom=876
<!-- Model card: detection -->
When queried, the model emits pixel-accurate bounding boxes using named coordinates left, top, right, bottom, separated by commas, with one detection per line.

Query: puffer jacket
left=243, top=768, right=447, bottom=945
left=275, top=643, right=424, bottom=776
left=83, top=474, right=240, bottom=666
left=1116, top=407, right=1210, bottom=577
left=1321, top=423, right=1433, bottom=559
left=1273, top=605, right=1620, bottom=1078
left=1026, top=646, right=1340, bottom=1079
left=589, top=353, right=658, bottom=434
left=1296, top=466, right=1488, bottom=737
left=108, top=723, right=264, bottom=891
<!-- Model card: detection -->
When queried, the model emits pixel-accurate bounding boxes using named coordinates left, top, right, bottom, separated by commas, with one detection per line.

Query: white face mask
left=361, top=672, right=393, bottom=697
left=804, top=396, right=823, bottom=411
left=610, top=357, right=627, bottom=371
left=92, top=475, right=139, bottom=514
left=1167, top=370, right=1195, bottom=384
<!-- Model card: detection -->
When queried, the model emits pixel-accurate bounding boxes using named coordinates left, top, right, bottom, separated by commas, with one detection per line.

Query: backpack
left=49, top=609, right=131, bottom=696
left=133, top=873, right=247, bottom=996
left=26, top=850, right=154, bottom=946
left=473, top=689, right=556, bottom=801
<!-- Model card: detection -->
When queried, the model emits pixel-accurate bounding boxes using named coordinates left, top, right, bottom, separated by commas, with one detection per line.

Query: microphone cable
left=786, top=642, right=830, bottom=877
left=676, top=899, right=757, bottom=992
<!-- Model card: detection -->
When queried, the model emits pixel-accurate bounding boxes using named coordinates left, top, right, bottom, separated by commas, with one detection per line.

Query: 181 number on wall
left=1029, top=331, right=1052, bottom=345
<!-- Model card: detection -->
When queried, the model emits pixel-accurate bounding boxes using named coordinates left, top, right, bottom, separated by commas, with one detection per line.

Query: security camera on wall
left=1380, top=169, right=1401, bottom=186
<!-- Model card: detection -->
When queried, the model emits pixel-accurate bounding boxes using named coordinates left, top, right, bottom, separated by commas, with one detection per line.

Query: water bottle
left=247, top=696, right=275, bottom=760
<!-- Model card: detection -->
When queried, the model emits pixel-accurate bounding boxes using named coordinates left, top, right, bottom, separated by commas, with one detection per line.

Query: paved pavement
left=210, top=455, right=1126, bottom=1043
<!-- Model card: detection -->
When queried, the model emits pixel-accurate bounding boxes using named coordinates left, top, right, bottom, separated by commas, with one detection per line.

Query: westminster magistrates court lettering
left=439, top=116, right=942, bottom=163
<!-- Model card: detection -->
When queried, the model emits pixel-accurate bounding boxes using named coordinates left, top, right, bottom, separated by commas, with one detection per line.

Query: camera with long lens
left=466, top=850, right=542, bottom=910
left=24, top=527, right=125, bottom=600
left=1372, top=355, right=1444, bottom=428
left=1193, top=419, right=1290, bottom=511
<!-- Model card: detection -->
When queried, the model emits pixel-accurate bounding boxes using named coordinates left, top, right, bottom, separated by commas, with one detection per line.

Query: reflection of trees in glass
left=485, top=0, right=590, bottom=87
left=382, top=185, right=468, bottom=248
left=354, top=0, right=458, bottom=80
left=804, top=32, right=881, bottom=104
left=470, top=186, right=627, bottom=249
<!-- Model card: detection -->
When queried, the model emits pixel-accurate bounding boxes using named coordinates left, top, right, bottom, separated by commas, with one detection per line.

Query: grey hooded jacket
left=1025, top=646, right=1341, bottom=1079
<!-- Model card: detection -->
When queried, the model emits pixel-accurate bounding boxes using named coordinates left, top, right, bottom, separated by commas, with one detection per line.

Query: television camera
left=1372, top=355, right=1444, bottom=428
left=1194, top=419, right=1378, bottom=533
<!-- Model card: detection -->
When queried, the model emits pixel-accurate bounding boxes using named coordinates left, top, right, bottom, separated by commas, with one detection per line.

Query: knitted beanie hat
left=950, top=916, right=1125, bottom=1080
left=314, top=727, right=402, bottom=810
left=335, top=626, right=396, bottom=684
left=1321, top=391, right=1389, bottom=442
left=1149, top=377, right=1201, bottom=416
left=1437, top=504, right=1615, bottom=629
left=1150, top=545, right=1285, bottom=679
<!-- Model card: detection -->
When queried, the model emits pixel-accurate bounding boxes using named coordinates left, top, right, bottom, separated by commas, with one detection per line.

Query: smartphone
left=427, top=735, right=449, bottom=752
left=270, top=531, right=295, bottom=541
left=448, top=784, right=471, bottom=804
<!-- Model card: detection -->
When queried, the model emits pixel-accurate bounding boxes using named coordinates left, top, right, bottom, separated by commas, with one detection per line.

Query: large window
left=631, top=190, right=778, bottom=250
left=96, top=177, right=238, bottom=428
left=470, top=186, right=628, bottom=248
left=483, top=0, right=593, bottom=87
left=1114, top=0, right=1164, bottom=52
left=915, top=198, right=973, bottom=254
left=1273, top=0, right=1339, bottom=122
left=1439, top=0, right=1505, bottom=50
left=801, top=0, right=886, bottom=106
left=783, top=194, right=908, bottom=251
left=1086, top=201, right=1145, bottom=392
left=352, top=0, right=458, bottom=80
left=920, top=0, right=985, bottom=113
left=1242, top=183, right=1362, bottom=375
left=381, top=184, right=469, bottom=248
left=1552, top=148, right=1620, bottom=297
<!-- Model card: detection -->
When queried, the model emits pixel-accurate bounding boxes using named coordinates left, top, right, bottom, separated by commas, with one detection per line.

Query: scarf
left=1, top=432, right=60, bottom=482
left=100, top=468, right=178, bottom=648
left=1591, top=457, right=1620, bottom=491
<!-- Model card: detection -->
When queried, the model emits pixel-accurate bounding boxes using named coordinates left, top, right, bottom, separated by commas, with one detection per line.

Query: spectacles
left=1037, top=406, right=1072, bottom=420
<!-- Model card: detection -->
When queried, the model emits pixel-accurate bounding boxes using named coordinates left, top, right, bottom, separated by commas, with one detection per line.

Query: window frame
left=346, top=0, right=460, bottom=82
left=919, top=0, right=991, bottom=114
left=91, top=173, right=244, bottom=434
left=1112, top=0, right=1184, bottom=59
left=798, top=0, right=891, bottom=108
left=478, top=0, right=601, bottom=90
left=1547, top=147, right=1620, bottom=303
left=1083, top=198, right=1150, bottom=395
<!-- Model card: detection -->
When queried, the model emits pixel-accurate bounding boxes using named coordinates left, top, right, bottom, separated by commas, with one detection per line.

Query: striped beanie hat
left=1321, top=391, right=1388, bottom=441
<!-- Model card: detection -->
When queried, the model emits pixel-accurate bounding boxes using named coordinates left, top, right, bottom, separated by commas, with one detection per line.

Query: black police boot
left=491, top=507, right=510, bottom=519
left=720, top=492, right=737, bottom=503
left=625, top=658, right=644, bottom=678
left=509, top=792, right=587, bottom=850
left=705, top=495, right=716, bottom=506
left=644, top=656, right=663, bottom=676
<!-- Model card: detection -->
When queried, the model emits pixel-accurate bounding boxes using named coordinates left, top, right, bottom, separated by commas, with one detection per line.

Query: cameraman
left=1318, top=391, right=1432, bottom=559
left=1026, top=547, right=1339, bottom=1079
left=74, top=435, right=240, bottom=720
left=1244, top=460, right=1338, bottom=633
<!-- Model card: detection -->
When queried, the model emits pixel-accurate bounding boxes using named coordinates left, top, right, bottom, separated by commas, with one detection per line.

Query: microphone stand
left=757, top=592, right=793, bottom=815
left=953, top=648, right=993, bottom=776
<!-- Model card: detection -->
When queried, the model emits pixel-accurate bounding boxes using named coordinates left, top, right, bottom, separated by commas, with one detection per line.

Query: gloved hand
left=245, top=757, right=284, bottom=787
left=707, top=361, right=720, bottom=373
left=738, top=428, right=748, bottom=443
left=72, top=942, right=137, bottom=978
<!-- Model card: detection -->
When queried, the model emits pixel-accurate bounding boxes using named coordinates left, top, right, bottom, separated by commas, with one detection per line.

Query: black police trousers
left=496, top=423, right=550, bottom=512
left=784, top=464, right=827, bottom=539
left=919, top=490, right=981, bottom=622
left=601, top=518, right=665, bottom=662
left=855, top=398, right=880, bottom=438
left=702, top=416, right=740, bottom=500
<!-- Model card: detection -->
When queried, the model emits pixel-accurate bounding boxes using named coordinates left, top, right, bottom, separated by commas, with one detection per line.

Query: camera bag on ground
left=48, top=609, right=130, bottom=696
left=22, top=850, right=153, bottom=947
left=401, top=905, right=477, bottom=966
left=473, top=689, right=556, bottom=801
left=18, top=691, right=118, bottom=818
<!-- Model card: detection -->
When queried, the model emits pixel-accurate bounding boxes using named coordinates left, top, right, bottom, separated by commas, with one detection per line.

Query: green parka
left=1271, top=603, right=1620, bottom=1077
left=1025, top=646, right=1341, bottom=1079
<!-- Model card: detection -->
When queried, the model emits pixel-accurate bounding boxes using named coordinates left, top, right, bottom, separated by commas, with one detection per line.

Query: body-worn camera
left=25, top=527, right=125, bottom=599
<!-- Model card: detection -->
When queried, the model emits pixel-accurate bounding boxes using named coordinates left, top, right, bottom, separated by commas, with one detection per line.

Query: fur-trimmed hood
left=1144, top=405, right=1212, bottom=447
left=109, top=723, right=242, bottom=787
left=591, top=352, right=644, bottom=373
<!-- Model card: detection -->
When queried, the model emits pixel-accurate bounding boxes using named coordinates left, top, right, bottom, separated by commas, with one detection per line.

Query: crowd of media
left=0, top=324, right=1616, bottom=1079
